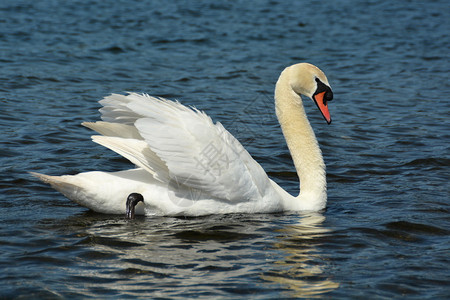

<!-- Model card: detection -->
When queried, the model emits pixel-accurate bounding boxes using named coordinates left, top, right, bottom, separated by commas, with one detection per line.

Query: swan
left=31, top=63, right=334, bottom=217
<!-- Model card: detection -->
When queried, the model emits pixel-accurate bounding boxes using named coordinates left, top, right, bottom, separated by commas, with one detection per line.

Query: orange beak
left=313, top=91, right=332, bottom=124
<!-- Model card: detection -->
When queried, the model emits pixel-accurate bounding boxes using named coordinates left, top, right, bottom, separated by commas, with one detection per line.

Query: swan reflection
left=52, top=213, right=338, bottom=297
left=262, top=213, right=339, bottom=297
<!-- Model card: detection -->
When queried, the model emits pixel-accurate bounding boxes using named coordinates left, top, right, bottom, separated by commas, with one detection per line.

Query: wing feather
left=82, top=121, right=142, bottom=139
left=93, top=93, right=272, bottom=202
left=92, top=135, right=169, bottom=182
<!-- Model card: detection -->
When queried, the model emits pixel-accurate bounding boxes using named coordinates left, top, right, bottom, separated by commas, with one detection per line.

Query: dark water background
left=1, top=0, right=449, bottom=298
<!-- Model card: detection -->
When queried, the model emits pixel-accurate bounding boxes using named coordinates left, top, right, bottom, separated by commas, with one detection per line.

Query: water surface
left=1, top=0, right=449, bottom=298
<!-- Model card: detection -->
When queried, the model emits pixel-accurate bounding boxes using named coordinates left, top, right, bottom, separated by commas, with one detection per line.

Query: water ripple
left=0, top=0, right=449, bottom=298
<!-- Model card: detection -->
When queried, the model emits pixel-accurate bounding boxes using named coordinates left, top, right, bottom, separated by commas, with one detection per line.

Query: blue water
left=1, top=0, right=449, bottom=298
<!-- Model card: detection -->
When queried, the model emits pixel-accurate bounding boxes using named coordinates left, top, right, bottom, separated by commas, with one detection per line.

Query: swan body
left=32, top=63, right=333, bottom=216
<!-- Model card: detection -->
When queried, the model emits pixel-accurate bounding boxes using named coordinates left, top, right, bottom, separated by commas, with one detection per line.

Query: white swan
left=31, top=63, right=333, bottom=217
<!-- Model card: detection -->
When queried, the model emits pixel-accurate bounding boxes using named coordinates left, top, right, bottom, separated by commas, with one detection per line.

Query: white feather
left=33, top=63, right=331, bottom=216
left=82, top=121, right=142, bottom=139
left=92, top=135, right=169, bottom=183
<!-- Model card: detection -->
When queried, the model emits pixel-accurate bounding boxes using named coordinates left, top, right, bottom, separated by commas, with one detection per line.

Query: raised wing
left=94, top=93, right=272, bottom=203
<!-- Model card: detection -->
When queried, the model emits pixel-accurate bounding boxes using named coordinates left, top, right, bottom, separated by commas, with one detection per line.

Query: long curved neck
left=274, top=69, right=327, bottom=210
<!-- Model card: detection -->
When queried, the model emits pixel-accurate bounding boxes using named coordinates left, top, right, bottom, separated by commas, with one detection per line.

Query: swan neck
left=274, top=70, right=326, bottom=210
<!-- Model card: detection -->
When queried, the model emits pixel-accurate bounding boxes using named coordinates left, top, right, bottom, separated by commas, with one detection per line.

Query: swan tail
left=29, top=171, right=140, bottom=214
left=29, top=172, right=94, bottom=209
left=30, top=172, right=62, bottom=185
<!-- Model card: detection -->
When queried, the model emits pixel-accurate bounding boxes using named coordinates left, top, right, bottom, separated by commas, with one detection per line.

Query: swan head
left=287, top=63, right=333, bottom=124
left=126, top=193, right=144, bottom=219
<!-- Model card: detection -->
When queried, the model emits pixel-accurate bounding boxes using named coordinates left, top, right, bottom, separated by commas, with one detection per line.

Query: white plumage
left=32, top=63, right=333, bottom=216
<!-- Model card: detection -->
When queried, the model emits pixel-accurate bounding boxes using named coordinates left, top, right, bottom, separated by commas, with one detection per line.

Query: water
left=1, top=0, right=449, bottom=298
